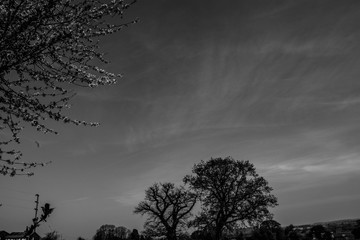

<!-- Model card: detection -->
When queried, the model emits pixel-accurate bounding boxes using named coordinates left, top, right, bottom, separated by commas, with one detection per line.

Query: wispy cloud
left=111, top=190, right=145, bottom=206
left=321, top=97, right=360, bottom=110
left=254, top=37, right=350, bottom=57
left=60, top=197, right=90, bottom=204
left=269, top=153, right=360, bottom=175
left=280, top=193, right=360, bottom=210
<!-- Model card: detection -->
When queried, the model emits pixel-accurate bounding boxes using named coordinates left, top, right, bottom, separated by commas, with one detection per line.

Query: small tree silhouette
left=134, top=182, right=197, bottom=240
left=25, top=203, right=54, bottom=236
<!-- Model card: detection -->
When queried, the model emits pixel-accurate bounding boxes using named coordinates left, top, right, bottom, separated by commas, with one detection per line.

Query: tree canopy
left=0, top=0, right=137, bottom=176
left=184, top=157, right=278, bottom=240
left=129, top=229, right=140, bottom=240
left=250, top=220, right=284, bottom=240
left=306, top=225, right=332, bottom=240
left=134, top=182, right=197, bottom=240
left=93, top=225, right=131, bottom=240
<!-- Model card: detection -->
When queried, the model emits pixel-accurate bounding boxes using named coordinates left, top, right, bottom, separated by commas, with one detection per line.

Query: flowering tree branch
left=25, top=203, right=54, bottom=236
left=0, top=0, right=137, bottom=176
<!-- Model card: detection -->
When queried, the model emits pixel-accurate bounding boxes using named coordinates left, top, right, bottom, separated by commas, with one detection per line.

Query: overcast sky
left=1, top=0, right=360, bottom=239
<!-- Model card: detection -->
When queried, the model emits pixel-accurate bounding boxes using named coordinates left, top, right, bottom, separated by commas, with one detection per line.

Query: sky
left=1, top=0, right=360, bottom=239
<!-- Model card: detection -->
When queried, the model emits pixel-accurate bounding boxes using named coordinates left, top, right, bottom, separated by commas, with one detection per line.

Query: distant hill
left=295, top=218, right=360, bottom=228
left=237, top=218, right=360, bottom=240
left=292, top=218, right=360, bottom=240
left=314, top=218, right=360, bottom=226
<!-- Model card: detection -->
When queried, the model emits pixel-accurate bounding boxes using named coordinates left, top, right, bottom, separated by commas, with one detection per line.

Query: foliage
left=251, top=227, right=275, bottom=240
left=306, top=225, right=332, bottom=240
left=140, top=225, right=166, bottom=239
left=134, top=182, right=197, bottom=240
left=250, top=220, right=284, bottom=240
left=234, top=232, right=244, bottom=240
left=0, top=0, right=137, bottom=176
left=140, top=234, right=154, bottom=240
left=184, top=157, right=278, bottom=240
left=93, top=225, right=131, bottom=240
left=284, top=225, right=301, bottom=240
left=130, top=229, right=140, bottom=240
left=190, top=230, right=212, bottom=240
left=25, top=203, right=54, bottom=236
left=352, top=220, right=360, bottom=239
left=178, top=233, right=191, bottom=240
left=260, top=220, right=282, bottom=230
left=116, top=226, right=132, bottom=240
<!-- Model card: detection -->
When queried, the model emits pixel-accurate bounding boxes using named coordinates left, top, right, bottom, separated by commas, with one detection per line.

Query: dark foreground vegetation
left=41, top=218, right=360, bottom=240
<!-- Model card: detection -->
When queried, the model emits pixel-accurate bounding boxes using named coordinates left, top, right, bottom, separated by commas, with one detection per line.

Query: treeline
left=231, top=220, right=360, bottom=240
left=92, top=225, right=146, bottom=240
left=241, top=222, right=334, bottom=240
left=188, top=222, right=349, bottom=240
left=90, top=220, right=360, bottom=240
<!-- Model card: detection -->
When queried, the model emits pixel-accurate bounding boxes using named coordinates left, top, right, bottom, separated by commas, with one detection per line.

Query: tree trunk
left=166, top=230, right=177, bottom=240
left=214, top=225, right=223, bottom=240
